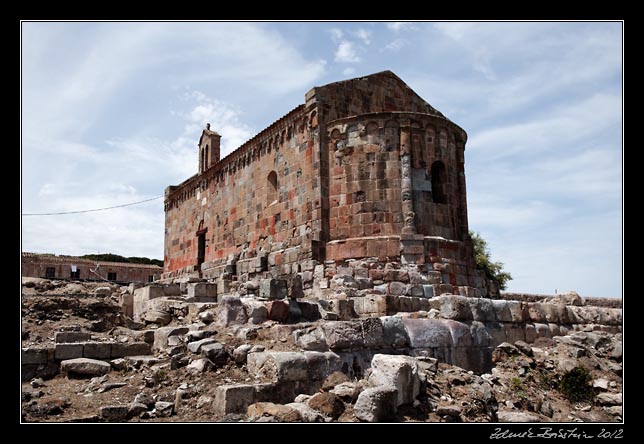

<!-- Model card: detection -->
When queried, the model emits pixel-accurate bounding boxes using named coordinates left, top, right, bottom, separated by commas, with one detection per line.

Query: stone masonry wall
left=21, top=252, right=162, bottom=284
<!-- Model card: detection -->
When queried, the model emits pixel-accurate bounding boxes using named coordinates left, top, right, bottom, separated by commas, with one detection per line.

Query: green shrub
left=558, top=366, right=595, bottom=403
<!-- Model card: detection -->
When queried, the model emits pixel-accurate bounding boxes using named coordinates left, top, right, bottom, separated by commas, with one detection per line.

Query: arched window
left=431, top=161, right=448, bottom=204
left=204, top=145, right=209, bottom=169
left=267, top=171, right=278, bottom=204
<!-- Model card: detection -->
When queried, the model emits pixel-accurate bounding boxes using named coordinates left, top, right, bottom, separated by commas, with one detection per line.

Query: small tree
left=470, top=230, right=512, bottom=291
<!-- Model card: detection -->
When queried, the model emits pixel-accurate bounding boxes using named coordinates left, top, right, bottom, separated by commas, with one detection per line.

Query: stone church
left=163, top=71, right=490, bottom=299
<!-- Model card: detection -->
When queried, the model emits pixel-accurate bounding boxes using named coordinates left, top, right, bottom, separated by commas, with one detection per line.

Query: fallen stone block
left=213, top=384, right=256, bottom=415
left=368, top=354, right=420, bottom=407
left=153, top=326, right=189, bottom=351
left=144, top=309, right=172, bottom=326
left=83, top=342, right=112, bottom=359
left=247, top=351, right=308, bottom=382
left=293, top=326, right=328, bottom=351
left=307, top=392, right=345, bottom=419
left=111, top=342, right=151, bottom=358
left=216, top=296, right=248, bottom=326
left=187, top=338, right=217, bottom=354
left=61, top=358, right=111, bottom=376
left=233, top=344, right=253, bottom=365
left=201, top=342, right=228, bottom=366
left=55, top=343, right=84, bottom=360
left=55, top=331, right=91, bottom=343
left=187, top=282, right=217, bottom=299
left=99, top=405, right=129, bottom=421
left=497, top=411, right=542, bottom=422
left=242, top=298, right=268, bottom=324
left=155, top=401, right=174, bottom=417
left=22, top=347, right=52, bottom=365
left=354, top=386, right=397, bottom=422
left=597, top=393, right=622, bottom=406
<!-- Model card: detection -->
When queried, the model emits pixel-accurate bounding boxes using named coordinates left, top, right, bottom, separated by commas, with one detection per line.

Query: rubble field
left=21, top=278, right=622, bottom=423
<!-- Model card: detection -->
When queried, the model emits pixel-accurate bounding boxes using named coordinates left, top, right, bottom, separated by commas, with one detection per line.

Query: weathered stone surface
left=187, top=338, right=217, bottom=354
left=155, top=401, right=174, bottom=417
left=213, top=384, right=256, bottom=415
left=55, top=331, right=91, bottom=343
left=378, top=316, right=409, bottom=348
left=298, top=301, right=322, bottom=321
left=354, top=386, right=397, bottom=422
left=307, top=392, right=345, bottom=419
left=402, top=318, right=453, bottom=349
left=61, top=358, right=111, bottom=376
left=216, top=296, right=248, bottom=326
left=247, top=402, right=302, bottom=422
left=242, top=299, right=269, bottom=324
left=247, top=351, right=308, bottom=382
left=321, top=321, right=363, bottom=349
left=514, top=341, right=533, bottom=357
left=434, top=295, right=472, bottom=320
left=497, top=411, right=543, bottom=422
left=99, top=405, right=129, bottom=421
left=293, top=327, right=328, bottom=351
left=260, top=279, right=288, bottom=300
left=55, top=343, right=84, bottom=360
left=368, top=354, right=420, bottom=407
left=304, top=351, right=342, bottom=381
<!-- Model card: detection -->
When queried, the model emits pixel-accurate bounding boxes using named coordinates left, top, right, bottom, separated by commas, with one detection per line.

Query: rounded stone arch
left=329, top=128, right=342, bottom=141
left=431, top=160, right=448, bottom=204
left=366, top=121, right=380, bottom=144
left=309, top=110, right=318, bottom=128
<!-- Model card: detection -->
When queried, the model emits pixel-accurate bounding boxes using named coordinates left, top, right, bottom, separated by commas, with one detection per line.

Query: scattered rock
left=497, top=411, right=543, bottom=422
left=321, top=371, right=351, bottom=391
left=198, top=311, right=214, bottom=323
left=232, top=344, right=252, bottom=365
left=514, top=341, right=533, bottom=357
left=247, top=402, right=302, bottom=422
left=155, top=401, right=174, bottom=417
left=307, top=392, right=345, bottom=419
left=201, top=343, right=228, bottom=367
left=436, top=404, right=461, bottom=418
left=596, top=393, right=622, bottom=406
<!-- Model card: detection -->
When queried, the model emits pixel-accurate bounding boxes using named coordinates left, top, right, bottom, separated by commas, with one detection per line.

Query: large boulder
left=247, top=402, right=302, bottom=422
left=368, top=354, right=420, bottom=407
left=353, top=386, right=397, bottom=422
left=61, top=358, right=111, bottom=376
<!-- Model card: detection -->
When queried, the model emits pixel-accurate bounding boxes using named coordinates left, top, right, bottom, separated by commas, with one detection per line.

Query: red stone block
left=266, top=300, right=289, bottom=322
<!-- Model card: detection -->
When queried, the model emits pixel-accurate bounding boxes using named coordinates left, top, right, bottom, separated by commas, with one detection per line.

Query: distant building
left=163, top=71, right=490, bottom=297
left=21, top=252, right=163, bottom=284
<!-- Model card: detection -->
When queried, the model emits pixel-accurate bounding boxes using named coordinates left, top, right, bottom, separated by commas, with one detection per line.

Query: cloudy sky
left=21, top=21, right=622, bottom=298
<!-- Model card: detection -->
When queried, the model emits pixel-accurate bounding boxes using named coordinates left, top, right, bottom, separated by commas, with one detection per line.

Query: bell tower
left=198, top=123, right=221, bottom=174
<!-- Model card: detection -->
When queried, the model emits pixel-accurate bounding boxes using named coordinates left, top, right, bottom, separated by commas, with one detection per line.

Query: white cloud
left=329, top=28, right=343, bottom=42
left=353, top=28, right=371, bottom=45
left=383, top=38, right=408, bottom=52
left=387, top=22, right=419, bottom=32
left=335, top=41, right=361, bottom=63
left=342, top=67, right=356, bottom=76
